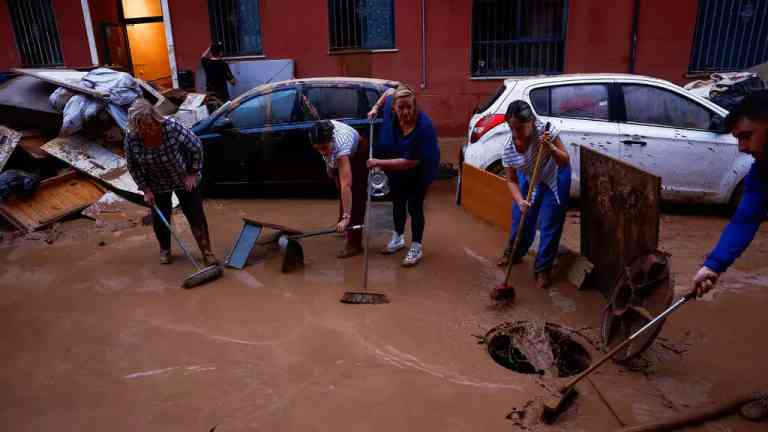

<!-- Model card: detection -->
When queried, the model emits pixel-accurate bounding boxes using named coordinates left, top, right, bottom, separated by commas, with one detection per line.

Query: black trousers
left=152, top=188, right=212, bottom=253
left=391, top=182, right=430, bottom=244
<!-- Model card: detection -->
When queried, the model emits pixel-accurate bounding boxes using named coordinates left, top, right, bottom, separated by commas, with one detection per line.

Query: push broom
left=340, top=119, right=389, bottom=304
left=153, top=205, right=223, bottom=289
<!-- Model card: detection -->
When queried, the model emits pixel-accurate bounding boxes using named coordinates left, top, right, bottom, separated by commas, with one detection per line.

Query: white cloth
left=501, top=119, right=561, bottom=205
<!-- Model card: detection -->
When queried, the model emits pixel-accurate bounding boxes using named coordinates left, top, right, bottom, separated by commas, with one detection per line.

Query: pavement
left=2, top=179, right=768, bottom=431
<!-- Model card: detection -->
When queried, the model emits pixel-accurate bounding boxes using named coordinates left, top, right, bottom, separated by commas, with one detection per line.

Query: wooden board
left=12, top=68, right=104, bottom=98
left=459, top=163, right=512, bottom=231
left=580, top=147, right=661, bottom=297
left=0, top=171, right=105, bottom=231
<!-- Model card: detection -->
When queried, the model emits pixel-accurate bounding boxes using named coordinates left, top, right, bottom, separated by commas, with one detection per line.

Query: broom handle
left=560, top=293, right=695, bottom=394
left=503, top=123, right=550, bottom=285
left=153, top=204, right=203, bottom=271
left=287, top=225, right=363, bottom=240
left=362, top=119, right=375, bottom=292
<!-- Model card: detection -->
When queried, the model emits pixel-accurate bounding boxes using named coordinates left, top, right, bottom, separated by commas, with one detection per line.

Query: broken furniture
left=0, top=169, right=105, bottom=232
left=225, top=218, right=302, bottom=270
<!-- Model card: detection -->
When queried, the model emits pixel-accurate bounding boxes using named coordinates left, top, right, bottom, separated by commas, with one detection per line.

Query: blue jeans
left=507, top=166, right=572, bottom=273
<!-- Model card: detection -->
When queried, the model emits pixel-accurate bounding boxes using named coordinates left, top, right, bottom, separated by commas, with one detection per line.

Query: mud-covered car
left=193, top=77, right=399, bottom=195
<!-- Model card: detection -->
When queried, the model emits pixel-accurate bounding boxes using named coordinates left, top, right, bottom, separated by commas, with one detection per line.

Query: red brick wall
left=52, top=0, right=91, bottom=67
left=0, top=1, right=19, bottom=70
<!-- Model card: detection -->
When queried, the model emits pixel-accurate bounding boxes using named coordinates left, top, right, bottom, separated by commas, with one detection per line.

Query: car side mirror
left=710, top=115, right=728, bottom=133
left=213, top=117, right=234, bottom=131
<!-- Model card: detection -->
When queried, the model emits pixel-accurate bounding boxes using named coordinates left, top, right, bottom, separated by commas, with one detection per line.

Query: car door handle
left=621, top=140, right=647, bottom=146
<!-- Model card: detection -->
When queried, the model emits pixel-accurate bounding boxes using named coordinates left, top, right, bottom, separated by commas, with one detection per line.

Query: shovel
left=279, top=225, right=363, bottom=273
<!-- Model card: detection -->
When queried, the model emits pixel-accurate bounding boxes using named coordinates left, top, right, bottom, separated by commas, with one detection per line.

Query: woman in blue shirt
left=367, top=85, right=440, bottom=267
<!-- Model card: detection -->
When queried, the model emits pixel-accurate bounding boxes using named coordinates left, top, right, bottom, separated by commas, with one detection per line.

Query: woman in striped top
left=495, top=100, right=571, bottom=293
left=310, top=120, right=367, bottom=258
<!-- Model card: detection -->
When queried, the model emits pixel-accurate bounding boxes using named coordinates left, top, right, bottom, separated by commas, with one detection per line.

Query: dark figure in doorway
left=201, top=43, right=236, bottom=102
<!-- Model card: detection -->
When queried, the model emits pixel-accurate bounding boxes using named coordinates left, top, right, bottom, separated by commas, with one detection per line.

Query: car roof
left=503, top=73, right=677, bottom=87
left=235, top=77, right=401, bottom=101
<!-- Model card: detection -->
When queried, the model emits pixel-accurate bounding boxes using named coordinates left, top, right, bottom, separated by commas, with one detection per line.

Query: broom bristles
left=340, top=291, right=389, bottom=304
left=183, top=265, right=223, bottom=289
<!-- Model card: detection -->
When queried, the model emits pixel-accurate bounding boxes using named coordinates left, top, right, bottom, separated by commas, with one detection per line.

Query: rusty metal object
left=601, top=251, right=673, bottom=363
left=580, top=147, right=661, bottom=297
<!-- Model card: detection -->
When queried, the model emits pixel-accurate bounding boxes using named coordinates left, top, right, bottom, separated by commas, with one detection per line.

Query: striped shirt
left=501, top=119, right=562, bottom=205
left=322, top=120, right=361, bottom=169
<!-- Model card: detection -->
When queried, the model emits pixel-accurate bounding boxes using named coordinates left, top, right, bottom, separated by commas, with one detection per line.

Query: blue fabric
left=508, top=166, right=571, bottom=273
left=704, top=160, right=768, bottom=273
left=375, top=96, right=399, bottom=159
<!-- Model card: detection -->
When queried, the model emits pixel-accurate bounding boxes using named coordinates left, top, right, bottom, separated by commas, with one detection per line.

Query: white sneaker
left=381, top=232, right=406, bottom=254
left=402, top=243, right=423, bottom=267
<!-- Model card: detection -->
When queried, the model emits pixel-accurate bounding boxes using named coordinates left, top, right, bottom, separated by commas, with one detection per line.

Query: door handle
left=621, top=140, right=647, bottom=146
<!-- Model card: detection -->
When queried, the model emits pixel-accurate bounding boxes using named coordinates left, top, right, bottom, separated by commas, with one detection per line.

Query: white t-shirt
left=501, top=119, right=562, bottom=204
left=322, top=120, right=360, bottom=169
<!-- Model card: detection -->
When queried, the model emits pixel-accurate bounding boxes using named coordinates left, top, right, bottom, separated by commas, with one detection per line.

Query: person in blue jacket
left=693, top=90, right=768, bottom=422
left=367, top=85, right=440, bottom=267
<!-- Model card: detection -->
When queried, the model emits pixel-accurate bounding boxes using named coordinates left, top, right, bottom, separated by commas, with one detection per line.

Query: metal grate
left=208, top=0, right=263, bottom=56
left=329, top=0, right=395, bottom=51
left=690, top=0, right=768, bottom=73
left=7, top=0, right=63, bottom=66
left=471, top=0, right=568, bottom=77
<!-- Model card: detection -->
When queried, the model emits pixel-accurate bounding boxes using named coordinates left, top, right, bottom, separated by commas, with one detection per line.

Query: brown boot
left=159, top=249, right=172, bottom=265
left=535, top=270, right=552, bottom=289
left=740, top=395, right=768, bottom=422
left=202, top=251, right=220, bottom=266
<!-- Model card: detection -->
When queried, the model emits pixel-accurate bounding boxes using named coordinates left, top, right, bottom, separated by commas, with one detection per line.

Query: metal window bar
left=328, top=0, right=394, bottom=51
left=208, top=0, right=262, bottom=56
left=471, top=0, right=567, bottom=77
left=7, top=0, right=63, bottom=66
left=690, top=0, right=768, bottom=73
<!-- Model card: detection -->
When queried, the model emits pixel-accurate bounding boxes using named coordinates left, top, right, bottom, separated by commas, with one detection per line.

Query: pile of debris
left=0, top=67, right=212, bottom=240
left=685, top=71, right=767, bottom=111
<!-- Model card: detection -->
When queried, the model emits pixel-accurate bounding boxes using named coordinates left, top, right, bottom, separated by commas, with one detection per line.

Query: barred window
left=471, top=0, right=567, bottom=77
left=208, top=0, right=263, bottom=56
left=7, top=0, right=63, bottom=66
left=690, top=0, right=768, bottom=72
left=329, top=0, right=395, bottom=51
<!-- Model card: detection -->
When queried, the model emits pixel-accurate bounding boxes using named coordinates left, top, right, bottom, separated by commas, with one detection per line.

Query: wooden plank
left=459, top=163, right=512, bottom=230
left=0, top=125, right=22, bottom=171
left=580, top=146, right=661, bottom=297
left=11, top=68, right=105, bottom=98
left=0, top=173, right=105, bottom=231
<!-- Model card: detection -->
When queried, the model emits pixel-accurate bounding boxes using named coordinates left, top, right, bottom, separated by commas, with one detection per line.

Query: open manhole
left=485, top=321, right=592, bottom=377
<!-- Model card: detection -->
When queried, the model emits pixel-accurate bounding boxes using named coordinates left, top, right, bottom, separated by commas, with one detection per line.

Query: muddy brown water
left=1, top=181, right=767, bottom=431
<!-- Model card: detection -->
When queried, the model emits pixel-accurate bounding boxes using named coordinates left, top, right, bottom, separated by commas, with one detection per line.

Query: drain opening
left=486, top=321, right=591, bottom=378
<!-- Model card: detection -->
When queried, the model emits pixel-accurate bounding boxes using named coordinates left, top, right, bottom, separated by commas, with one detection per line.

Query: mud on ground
left=1, top=180, right=767, bottom=431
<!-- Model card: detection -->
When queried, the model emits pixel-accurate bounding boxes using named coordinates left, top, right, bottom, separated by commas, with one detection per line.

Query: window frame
left=327, top=0, right=396, bottom=53
left=470, top=0, right=570, bottom=78
left=301, top=84, right=369, bottom=121
left=224, top=87, right=301, bottom=129
left=208, top=0, right=264, bottom=58
left=527, top=82, right=615, bottom=123
left=616, top=83, right=718, bottom=132
left=7, top=0, right=64, bottom=67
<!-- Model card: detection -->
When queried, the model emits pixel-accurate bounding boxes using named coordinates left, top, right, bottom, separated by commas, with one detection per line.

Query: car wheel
left=486, top=160, right=505, bottom=177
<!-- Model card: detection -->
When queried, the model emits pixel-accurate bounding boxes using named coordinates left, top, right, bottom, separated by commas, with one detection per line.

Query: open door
left=102, top=23, right=132, bottom=72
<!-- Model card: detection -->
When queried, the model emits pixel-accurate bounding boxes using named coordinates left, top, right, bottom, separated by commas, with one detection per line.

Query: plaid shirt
left=124, top=117, right=203, bottom=194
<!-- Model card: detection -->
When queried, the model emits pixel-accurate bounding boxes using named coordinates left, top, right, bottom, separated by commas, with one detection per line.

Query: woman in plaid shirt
left=125, top=99, right=218, bottom=266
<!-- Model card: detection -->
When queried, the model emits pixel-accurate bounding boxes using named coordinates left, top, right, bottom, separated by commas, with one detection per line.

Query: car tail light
left=470, top=114, right=506, bottom=143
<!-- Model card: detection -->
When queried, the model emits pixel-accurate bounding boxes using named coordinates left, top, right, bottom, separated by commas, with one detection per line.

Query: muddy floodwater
left=2, top=181, right=768, bottom=431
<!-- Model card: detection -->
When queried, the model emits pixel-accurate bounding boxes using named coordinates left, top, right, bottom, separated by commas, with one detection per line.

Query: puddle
left=485, top=321, right=591, bottom=377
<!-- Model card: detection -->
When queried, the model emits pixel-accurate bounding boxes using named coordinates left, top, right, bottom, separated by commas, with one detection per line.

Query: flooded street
left=2, top=180, right=768, bottom=431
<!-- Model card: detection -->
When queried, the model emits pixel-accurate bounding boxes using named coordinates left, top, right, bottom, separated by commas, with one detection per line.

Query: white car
left=461, top=74, right=750, bottom=206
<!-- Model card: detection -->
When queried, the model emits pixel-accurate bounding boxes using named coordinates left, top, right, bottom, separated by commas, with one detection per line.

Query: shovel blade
left=281, top=238, right=304, bottom=273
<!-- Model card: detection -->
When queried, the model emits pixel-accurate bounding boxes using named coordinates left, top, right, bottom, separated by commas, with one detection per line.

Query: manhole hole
left=485, top=321, right=592, bottom=377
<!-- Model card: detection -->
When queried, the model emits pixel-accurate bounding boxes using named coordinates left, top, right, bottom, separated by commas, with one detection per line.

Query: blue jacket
left=704, top=160, right=768, bottom=273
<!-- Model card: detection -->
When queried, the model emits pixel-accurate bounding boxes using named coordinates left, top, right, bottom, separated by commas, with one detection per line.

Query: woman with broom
left=492, top=100, right=571, bottom=301
left=124, top=99, right=218, bottom=267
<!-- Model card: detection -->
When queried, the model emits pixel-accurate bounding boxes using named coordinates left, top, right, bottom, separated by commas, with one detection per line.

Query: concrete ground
left=2, top=179, right=768, bottom=432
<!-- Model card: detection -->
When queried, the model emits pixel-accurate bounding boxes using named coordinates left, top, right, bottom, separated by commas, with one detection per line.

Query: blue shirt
left=376, top=96, right=440, bottom=187
left=704, top=160, right=768, bottom=273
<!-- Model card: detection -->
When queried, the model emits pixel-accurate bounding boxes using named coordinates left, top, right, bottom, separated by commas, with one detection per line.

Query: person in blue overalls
left=693, top=91, right=768, bottom=422
left=367, top=85, right=440, bottom=267
left=492, top=100, right=571, bottom=300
